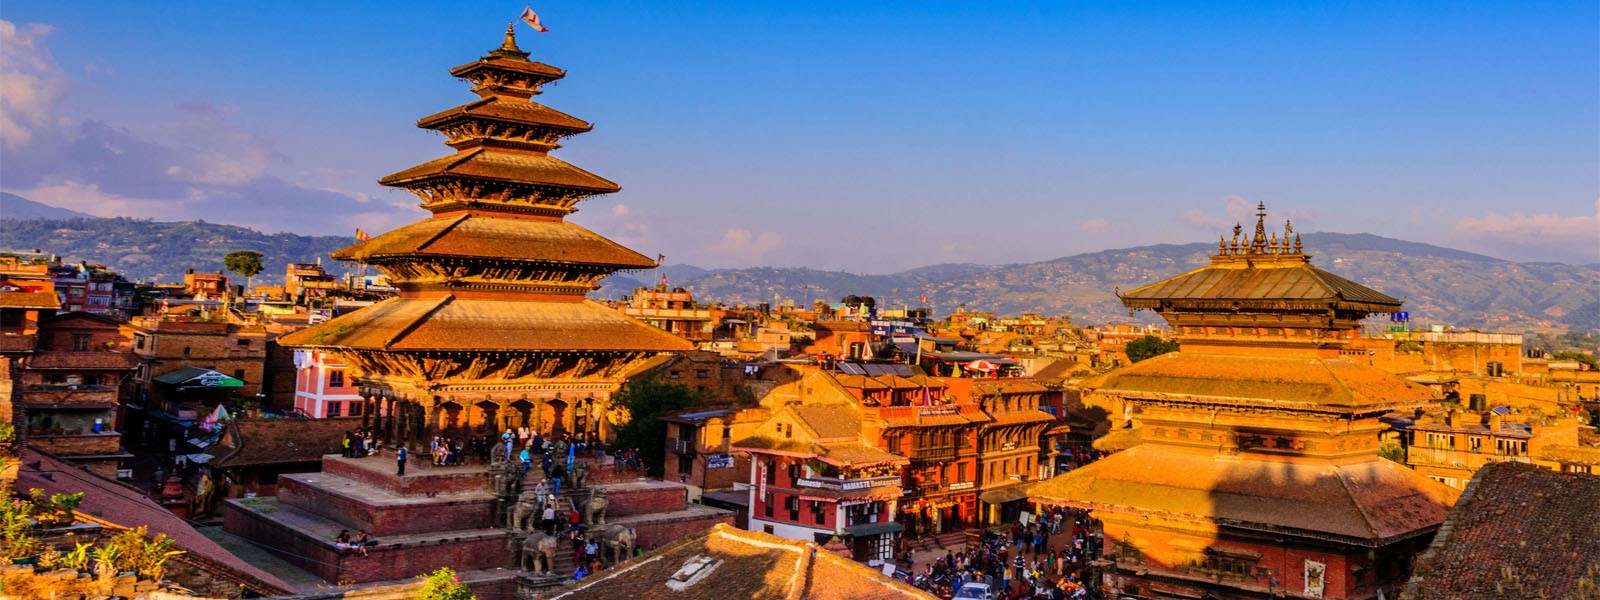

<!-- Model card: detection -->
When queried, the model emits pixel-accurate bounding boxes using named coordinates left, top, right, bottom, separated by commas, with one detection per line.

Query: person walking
left=396, top=446, right=408, bottom=477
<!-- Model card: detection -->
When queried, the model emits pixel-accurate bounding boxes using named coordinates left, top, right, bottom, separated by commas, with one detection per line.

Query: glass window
left=327, top=402, right=342, bottom=417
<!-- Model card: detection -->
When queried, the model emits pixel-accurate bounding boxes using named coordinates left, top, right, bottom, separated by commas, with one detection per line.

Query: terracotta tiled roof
left=25, top=351, right=140, bottom=370
left=448, top=55, right=565, bottom=81
left=794, top=405, right=860, bottom=440
left=0, top=291, right=60, bottom=309
left=378, top=148, right=620, bottom=192
left=1029, top=444, right=1458, bottom=546
left=211, top=417, right=361, bottom=468
left=16, top=450, right=292, bottom=595
left=277, top=297, right=693, bottom=353
left=417, top=97, right=592, bottom=132
left=1082, top=352, right=1432, bottom=410
left=815, top=442, right=909, bottom=468
left=332, top=213, right=656, bottom=269
left=1120, top=258, right=1400, bottom=311
left=1400, top=463, right=1600, bottom=600
left=544, top=523, right=935, bottom=600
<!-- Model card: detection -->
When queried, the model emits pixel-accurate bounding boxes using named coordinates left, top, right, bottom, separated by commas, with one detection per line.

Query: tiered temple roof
left=279, top=27, right=688, bottom=443
left=1119, top=202, right=1402, bottom=354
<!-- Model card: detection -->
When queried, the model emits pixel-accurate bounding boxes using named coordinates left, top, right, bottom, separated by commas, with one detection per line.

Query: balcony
left=794, top=475, right=901, bottom=493
left=910, top=447, right=957, bottom=463
left=665, top=438, right=696, bottom=455
left=1408, top=447, right=1532, bottom=467
left=27, top=432, right=122, bottom=457
left=0, top=334, right=37, bottom=353
left=26, top=384, right=115, bottom=393
left=622, top=307, right=714, bottom=321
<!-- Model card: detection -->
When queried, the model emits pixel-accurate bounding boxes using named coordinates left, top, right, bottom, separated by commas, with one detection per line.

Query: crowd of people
left=908, top=506, right=1104, bottom=599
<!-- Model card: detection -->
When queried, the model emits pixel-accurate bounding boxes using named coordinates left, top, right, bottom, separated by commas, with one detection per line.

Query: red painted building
left=733, top=402, right=908, bottom=562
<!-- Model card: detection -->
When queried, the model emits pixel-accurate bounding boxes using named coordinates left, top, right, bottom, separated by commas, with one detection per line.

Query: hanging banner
left=1304, top=560, right=1325, bottom=599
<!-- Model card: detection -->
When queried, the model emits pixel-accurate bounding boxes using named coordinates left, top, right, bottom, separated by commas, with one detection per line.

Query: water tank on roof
left=1469, top=393, right=1487, bottom=412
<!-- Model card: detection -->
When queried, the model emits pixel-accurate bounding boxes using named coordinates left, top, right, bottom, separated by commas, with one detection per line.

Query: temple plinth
left=1032, top=205, right=1459, bottom=600
left=279, top=26, right=691, bottom=447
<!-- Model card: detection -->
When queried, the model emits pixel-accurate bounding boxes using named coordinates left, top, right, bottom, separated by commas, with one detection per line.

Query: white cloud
left=1454, top=199, right=1600, bottom=262
left=1078, top=218, right=1110, bottom=233
left=611, top=203, right=630, bottom=217
left=0, top=20, right=67, bottom=150
left=714, top=228, right=784, bottom=261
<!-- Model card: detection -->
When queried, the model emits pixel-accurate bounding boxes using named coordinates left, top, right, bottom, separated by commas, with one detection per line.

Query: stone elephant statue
left=510, top=492, right=543, bottom=532
left=582, top=489, right=608, bottom=526
left=520, top=532, right=561, bottom=574
left=590, top=524, right=636, bottom=564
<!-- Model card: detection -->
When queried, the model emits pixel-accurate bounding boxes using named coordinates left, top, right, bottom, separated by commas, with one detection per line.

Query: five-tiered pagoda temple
left=1030, top=204, right=1459, bottom=600
left=280, top=26, right=691, bottom=446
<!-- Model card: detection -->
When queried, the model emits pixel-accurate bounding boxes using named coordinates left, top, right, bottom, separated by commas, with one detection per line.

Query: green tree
left=1378, top=442, right=1406, bottom=464
left=416, top=567, right=474, bottom=600
left=222, top=250, right=264, bottom=292
left=613, top=374, right=717, bottom=477
left=1124, top=335, right=1179, bottom=363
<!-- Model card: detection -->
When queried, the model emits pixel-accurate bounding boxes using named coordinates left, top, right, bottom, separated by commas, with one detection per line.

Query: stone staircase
left=915, top=528, right=974, bottom=552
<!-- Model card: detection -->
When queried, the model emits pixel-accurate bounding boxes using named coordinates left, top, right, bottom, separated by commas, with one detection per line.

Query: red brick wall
left=606, top=485, right=687, bottom=518
left=629, top=512, right=735, bottom=553
left=223, top=500, right=513, bottom=584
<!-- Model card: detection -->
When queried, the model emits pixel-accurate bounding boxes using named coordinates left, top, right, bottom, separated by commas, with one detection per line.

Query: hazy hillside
left=1, top=201, right=1592, bottom=331
left=0, top=217, right=354, bottom=284
left=0, top=192, right=94, bottom=220
left=669, top=233, right=1599, bottom=331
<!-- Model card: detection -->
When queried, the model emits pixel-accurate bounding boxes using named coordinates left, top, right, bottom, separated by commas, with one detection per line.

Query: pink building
left=291, top=350, right=362, bottom=418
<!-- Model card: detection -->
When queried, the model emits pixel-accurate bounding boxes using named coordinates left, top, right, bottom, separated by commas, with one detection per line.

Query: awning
left=153, top=366, right=244, bottom=389
left=979, top=483, right=1035, bottom=505
left=843, top=522, right=905, bottom=537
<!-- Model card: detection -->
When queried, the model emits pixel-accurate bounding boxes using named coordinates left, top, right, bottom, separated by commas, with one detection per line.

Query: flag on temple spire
left=520, top=7, right=549, bottom=32
left=355, top=228, right=370, bottom=241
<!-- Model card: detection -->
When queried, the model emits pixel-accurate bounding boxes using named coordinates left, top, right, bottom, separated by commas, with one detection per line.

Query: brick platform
left=224, top=497, right=514, bottom=584
left=321, top=453, right=490, bottom=497
left=276, top=472, right=495, bottom=536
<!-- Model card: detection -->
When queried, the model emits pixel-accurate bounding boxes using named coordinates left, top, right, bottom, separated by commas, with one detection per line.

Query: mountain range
left=2, top=194, right=1594, bottom=331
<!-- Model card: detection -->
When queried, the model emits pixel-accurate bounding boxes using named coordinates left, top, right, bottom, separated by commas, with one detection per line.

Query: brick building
left=1406, top=408, right=1585, bottom=488
left=661, top=407, right=769, bottom=490
left=16, top=312, right=139, bottom=478
left=619, top=286, right=715, bottom=341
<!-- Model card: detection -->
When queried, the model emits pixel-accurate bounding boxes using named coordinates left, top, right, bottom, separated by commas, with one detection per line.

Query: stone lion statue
left=582, top=488, right=608, bottom=526
left=511, top=491, right=543, bottom=532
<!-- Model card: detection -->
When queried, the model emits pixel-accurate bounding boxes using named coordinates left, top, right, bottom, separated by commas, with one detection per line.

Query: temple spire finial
left=1252, top=202, right=1268, bottom=252
left=1294, top=233, right=1303, bottom=254
left=490, top=23, right=531, bottom=60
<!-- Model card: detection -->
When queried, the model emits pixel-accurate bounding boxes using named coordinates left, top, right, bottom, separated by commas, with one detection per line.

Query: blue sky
left=2, top=1, right=1595, bottom=270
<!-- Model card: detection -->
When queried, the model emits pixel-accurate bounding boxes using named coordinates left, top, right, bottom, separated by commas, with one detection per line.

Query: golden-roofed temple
left=1031, top=204, right=1459, bottom=600
left=280, top=26, right=691, bottom=446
